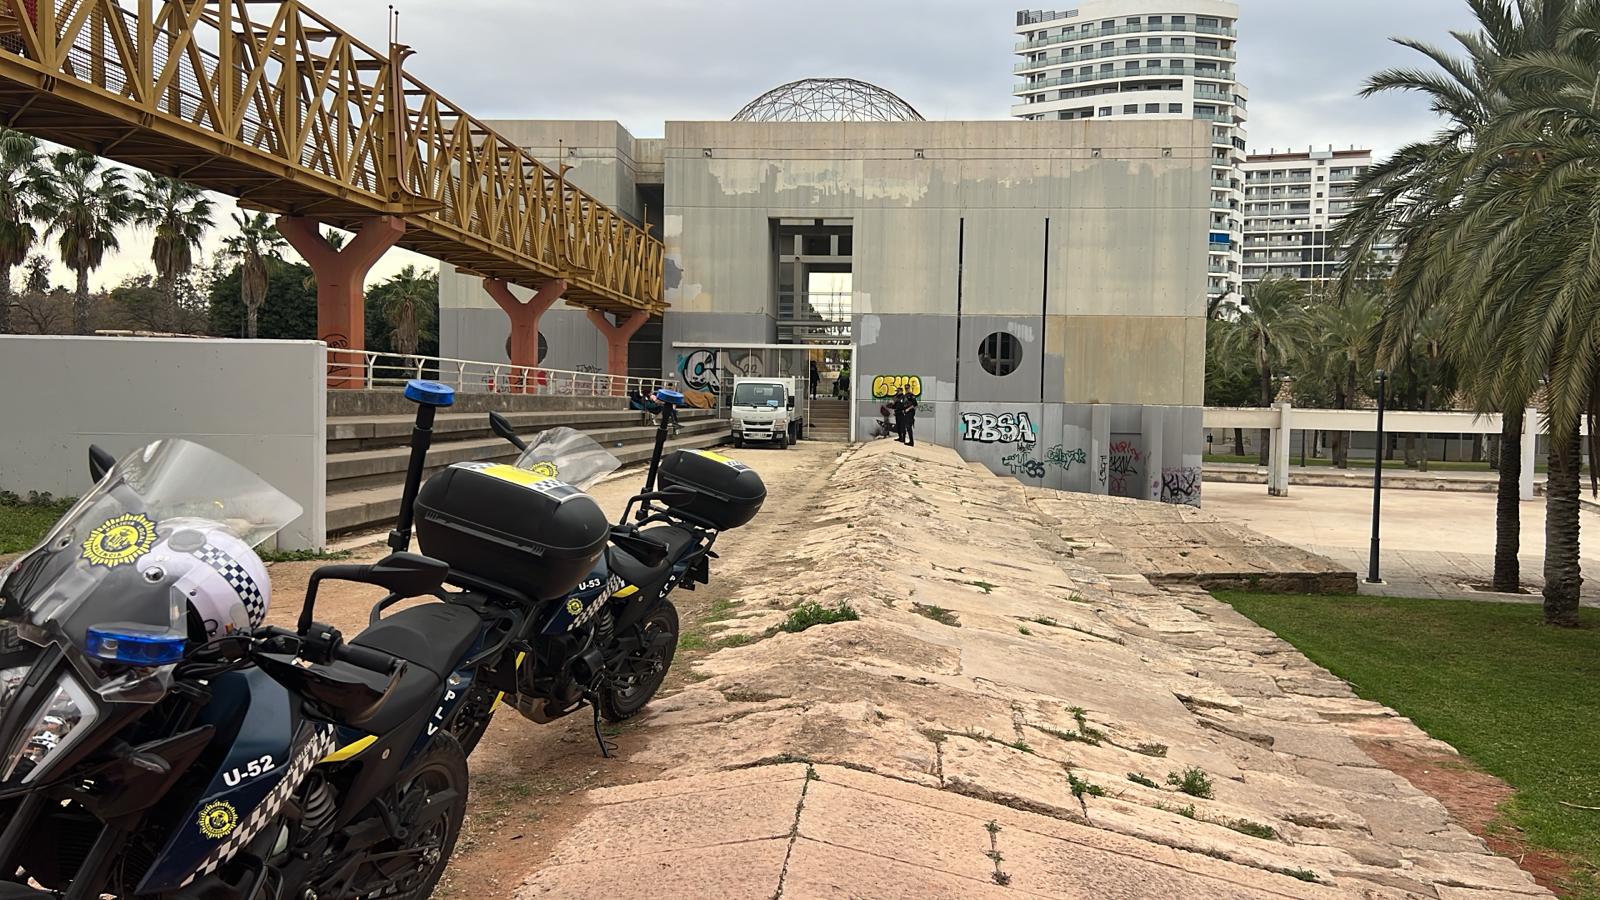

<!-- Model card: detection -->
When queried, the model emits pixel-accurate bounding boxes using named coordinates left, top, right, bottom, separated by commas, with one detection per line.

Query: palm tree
left=0, top=128, right=45, bottom=334
left=133, top=173, right=213, bottom=322
left=219, top=211, right=285, bottom=339
left=36, top=150, right=132, bottom=335
left=1306, top=293, right=1381, bottom=469
left=1218, top=277, right=1307, bottom=464
left=369, top=265, right=437, bottom=362
left=1332, top=0, right=1576, bottom=594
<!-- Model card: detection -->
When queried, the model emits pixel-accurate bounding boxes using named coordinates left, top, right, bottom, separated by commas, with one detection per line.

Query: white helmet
left=136, top=523, right=272, bottom=639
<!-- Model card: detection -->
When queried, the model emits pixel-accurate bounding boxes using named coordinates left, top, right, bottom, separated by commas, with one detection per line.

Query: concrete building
left=1011, top=2, right=1246, bottom=307
left=1240, top=147, right=1394, bottom=290
left=438, top=103, right=1212, bottom=505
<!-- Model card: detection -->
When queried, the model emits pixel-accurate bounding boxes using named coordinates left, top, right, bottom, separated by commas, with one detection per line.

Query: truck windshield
left=733, top=384, right=784, bottom=407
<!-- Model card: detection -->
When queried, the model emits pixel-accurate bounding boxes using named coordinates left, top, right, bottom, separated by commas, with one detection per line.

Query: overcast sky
left=81, top=0, right=1482, bottom=291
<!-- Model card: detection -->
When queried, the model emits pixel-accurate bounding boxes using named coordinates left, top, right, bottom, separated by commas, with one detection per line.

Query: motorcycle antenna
left=390, top=379, right=455, bottom=553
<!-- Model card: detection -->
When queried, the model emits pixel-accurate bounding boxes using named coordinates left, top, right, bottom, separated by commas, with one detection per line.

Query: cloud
left=56, top=0, right=1485, bottom=291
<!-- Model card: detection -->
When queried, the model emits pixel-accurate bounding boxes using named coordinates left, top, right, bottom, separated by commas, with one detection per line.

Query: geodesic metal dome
left=733, top=78, right=924, bottom=123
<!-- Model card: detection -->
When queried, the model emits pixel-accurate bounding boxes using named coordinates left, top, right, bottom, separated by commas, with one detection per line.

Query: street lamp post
left=1367, top=370, right=1388, bottom=584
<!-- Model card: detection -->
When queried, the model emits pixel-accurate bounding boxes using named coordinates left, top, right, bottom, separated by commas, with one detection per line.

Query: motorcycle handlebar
left=336, top=641, right=401, bottom=676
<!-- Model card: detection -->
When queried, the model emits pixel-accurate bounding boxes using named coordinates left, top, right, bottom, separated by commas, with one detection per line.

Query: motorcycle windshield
left=513, top=426, right=621, bottom=490
left=0, top=440, right=301, bottom=678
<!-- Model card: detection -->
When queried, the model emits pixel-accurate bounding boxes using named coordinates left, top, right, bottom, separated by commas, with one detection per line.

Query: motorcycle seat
left=607, top=526, right=697, bottom=589
left=351, top=602, right=483, bottom=679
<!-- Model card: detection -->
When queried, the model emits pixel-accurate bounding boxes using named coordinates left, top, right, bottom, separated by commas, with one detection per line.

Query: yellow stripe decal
left=614, top=585, right=639, bottom=598
left=319, top=735, right=376, bottom=763
left=492, top=651, right=529, bottom=711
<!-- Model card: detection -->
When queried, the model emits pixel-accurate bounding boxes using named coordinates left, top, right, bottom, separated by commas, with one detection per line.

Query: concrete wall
left=0, top=336, right=327, bottom=549
left=665, top=119, right=1210, bottom=497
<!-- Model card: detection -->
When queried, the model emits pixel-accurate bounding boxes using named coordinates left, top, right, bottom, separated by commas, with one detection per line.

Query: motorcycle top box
left=415, top=462, right=610, bottom=600
left=656, top=449, right=767, bottom=530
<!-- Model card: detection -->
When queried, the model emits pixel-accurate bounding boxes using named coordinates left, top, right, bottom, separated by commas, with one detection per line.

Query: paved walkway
left=1204, top=481, right=1600, bottom=605
left=516, top=443, right=1550, bottom=898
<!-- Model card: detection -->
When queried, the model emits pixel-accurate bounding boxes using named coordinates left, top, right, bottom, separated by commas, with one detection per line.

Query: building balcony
left=1015, top=43, right=1237, bottom=74
left=1015, top=22, right=1238, bottom=52
left=1193, top=87, right=1234, bottom=102
left=1014, top=65, right=1232, bottom=93
left=1196, top=110, right=1237, bottom=123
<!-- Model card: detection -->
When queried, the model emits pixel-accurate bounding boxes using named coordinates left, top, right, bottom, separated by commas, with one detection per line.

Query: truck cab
left=731, top=377, right=800, bottom=449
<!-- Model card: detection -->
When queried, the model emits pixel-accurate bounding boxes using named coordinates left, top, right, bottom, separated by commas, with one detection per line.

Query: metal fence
left=326, top=349, right=666, bottom=398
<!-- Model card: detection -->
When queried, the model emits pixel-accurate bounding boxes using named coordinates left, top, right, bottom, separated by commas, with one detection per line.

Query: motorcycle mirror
left=489, top=412, right=528, bottom=451
left=88, top=444, right=116, bottom=483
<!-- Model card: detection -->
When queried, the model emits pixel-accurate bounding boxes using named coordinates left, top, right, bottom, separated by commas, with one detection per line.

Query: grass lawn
left=0, top=498, right=74, bottom=555
left=1203, top=453, right=1547, bottom=473
left=1218, top=592, right=1599, bottom=896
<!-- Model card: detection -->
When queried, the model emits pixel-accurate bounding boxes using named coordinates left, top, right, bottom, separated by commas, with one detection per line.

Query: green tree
left=1332, top=0, right=1575, bottom=594
left=1305, top=292, right=1382, bottom=469
left=219, top=211, right=286, bottom=339
left=37, top=150, right=132, bottom=335
left=365, top=264, right=438, bottom=361
left=1218, top=277, right=1307, bottom=464
left=0, top=128, right=45, bottom=334
left=133, top=173, right=213, bottom=321
left=208, top=259, right=317, bottom=340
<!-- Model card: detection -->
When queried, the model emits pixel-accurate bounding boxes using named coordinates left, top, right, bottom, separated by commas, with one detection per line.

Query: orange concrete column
left=486, top=277, right=565, bottom=393
left=585, top=309, right=650, bottom=395
left=277, top=215, right=405, bottom=388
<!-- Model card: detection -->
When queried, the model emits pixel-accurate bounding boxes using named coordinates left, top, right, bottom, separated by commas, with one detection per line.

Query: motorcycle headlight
left=2, top=671, right=97, bottom=784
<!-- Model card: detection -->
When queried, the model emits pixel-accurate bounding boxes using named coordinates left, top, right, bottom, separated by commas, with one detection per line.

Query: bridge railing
left=327, top=348, right=666, bottom=399
left=0, top=1, right=663, bottom=312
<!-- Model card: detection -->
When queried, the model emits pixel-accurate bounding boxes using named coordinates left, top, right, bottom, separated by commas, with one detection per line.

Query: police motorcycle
left=0, top=423, right=508, bottom=898
left=410, top=387, right=768, bottom=758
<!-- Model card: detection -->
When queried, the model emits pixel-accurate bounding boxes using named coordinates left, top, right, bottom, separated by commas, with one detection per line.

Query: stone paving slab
left=516, top=442, right=1551, bottom=899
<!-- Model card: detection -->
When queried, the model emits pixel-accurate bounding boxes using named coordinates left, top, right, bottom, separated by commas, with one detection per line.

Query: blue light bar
left=656, top=388, right=685, bottom=406
left=86, top=623, right=186, bottom=667
left=404, top=380, right=456, bottom=407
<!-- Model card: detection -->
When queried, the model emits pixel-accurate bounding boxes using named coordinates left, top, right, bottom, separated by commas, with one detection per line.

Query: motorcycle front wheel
left=600, top=601, right=679, bottom=722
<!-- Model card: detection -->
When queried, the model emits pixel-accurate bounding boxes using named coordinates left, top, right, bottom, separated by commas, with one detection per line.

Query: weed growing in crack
left=1127, top=773, right=1158, bottom=788
left=912, top=603, right=961, bottom=627
left=1284, top=869, right=1319, bottom=883
left=1068, top=773, right=1106, bottom=799
left=778, top=601, right=859, bottom=633
left=1167, top=767, right=1214, bottom=799
left=1018, top=625, right=1033, bottom=636
left=1032, top=724, right=1100, bottom=747
left=1030, top=616, right=1059, bottom=627
left=1009, top=740, right=1034, bottom=754
left=984, top=821, right=1011, bottom=886
left=1224, top=819, right=1277, bottom=841
left=1155, top=801, right=1197, bottom=819
left=1134, top=742, right=1169, bottom=758
left=805, top=764, right=820, bottom=783
left=968, top=580, right=997, bottom=594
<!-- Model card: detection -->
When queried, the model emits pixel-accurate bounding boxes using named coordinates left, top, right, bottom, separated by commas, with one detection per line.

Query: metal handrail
left=1016, top=22, right=1237, bottom=51
left=326, top=348, right=667, bottom=398
left=1015, top=44, right=1236, bottom=73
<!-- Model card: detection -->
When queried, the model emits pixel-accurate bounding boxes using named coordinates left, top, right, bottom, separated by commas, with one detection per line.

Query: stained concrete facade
left=437, top=118, right=1209, bottom=503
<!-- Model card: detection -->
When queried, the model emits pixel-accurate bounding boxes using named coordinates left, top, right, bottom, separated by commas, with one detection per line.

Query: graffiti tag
left=959, top=412, right=1037, bottom=445
left=574, top=364, right=603, bottom=374
left=1002, top=451, right=1046, bottom=480
left=1109, top=440, right=1142, bottom=496
left=871, top=375, right=923, bottom=400
left=1161, top=467, right=1202, bottom=507
left=678, top=349, right=722, bottom=394
left=1047, top=445, right=1087, bottom=471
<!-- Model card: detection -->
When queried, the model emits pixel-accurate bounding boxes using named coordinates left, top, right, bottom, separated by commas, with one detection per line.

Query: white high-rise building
left=1240, top=148, right=1393, bottom=291
left=1012, top=1, right=1247, bottom=305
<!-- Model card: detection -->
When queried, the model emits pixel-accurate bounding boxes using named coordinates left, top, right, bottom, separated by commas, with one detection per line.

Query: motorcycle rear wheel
left=600, top=601, right=679, bottom=722
left=338, top=735, right=468, bottom=900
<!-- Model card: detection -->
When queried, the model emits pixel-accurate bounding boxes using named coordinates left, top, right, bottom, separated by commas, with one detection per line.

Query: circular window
left=978, top=332, right=1022, bottom=377
left=504, top=332, right=550, bottom=364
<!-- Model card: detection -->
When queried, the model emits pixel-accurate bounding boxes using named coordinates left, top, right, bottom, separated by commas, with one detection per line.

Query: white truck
left=731, top=376, right=803, bottom=449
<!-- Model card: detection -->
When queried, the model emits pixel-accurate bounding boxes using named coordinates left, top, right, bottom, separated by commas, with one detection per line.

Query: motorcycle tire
left=600, top=601, right=679, bottom=723
left=343, top=735, right=468, bottom=900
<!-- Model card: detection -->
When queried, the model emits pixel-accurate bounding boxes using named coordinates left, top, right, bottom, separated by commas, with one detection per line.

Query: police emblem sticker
left=566, top=598, right=583, bottom=616
left=82, top=513, right=158, bottom=568
left=198, top=800, right=239, bottom=839
left=529, top=461, right=559, bottom=479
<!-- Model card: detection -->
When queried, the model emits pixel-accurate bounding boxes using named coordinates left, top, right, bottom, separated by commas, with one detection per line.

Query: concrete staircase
left=326, top=391, right=728, bottom=536
left=808, top=398, right=851, bottom=442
